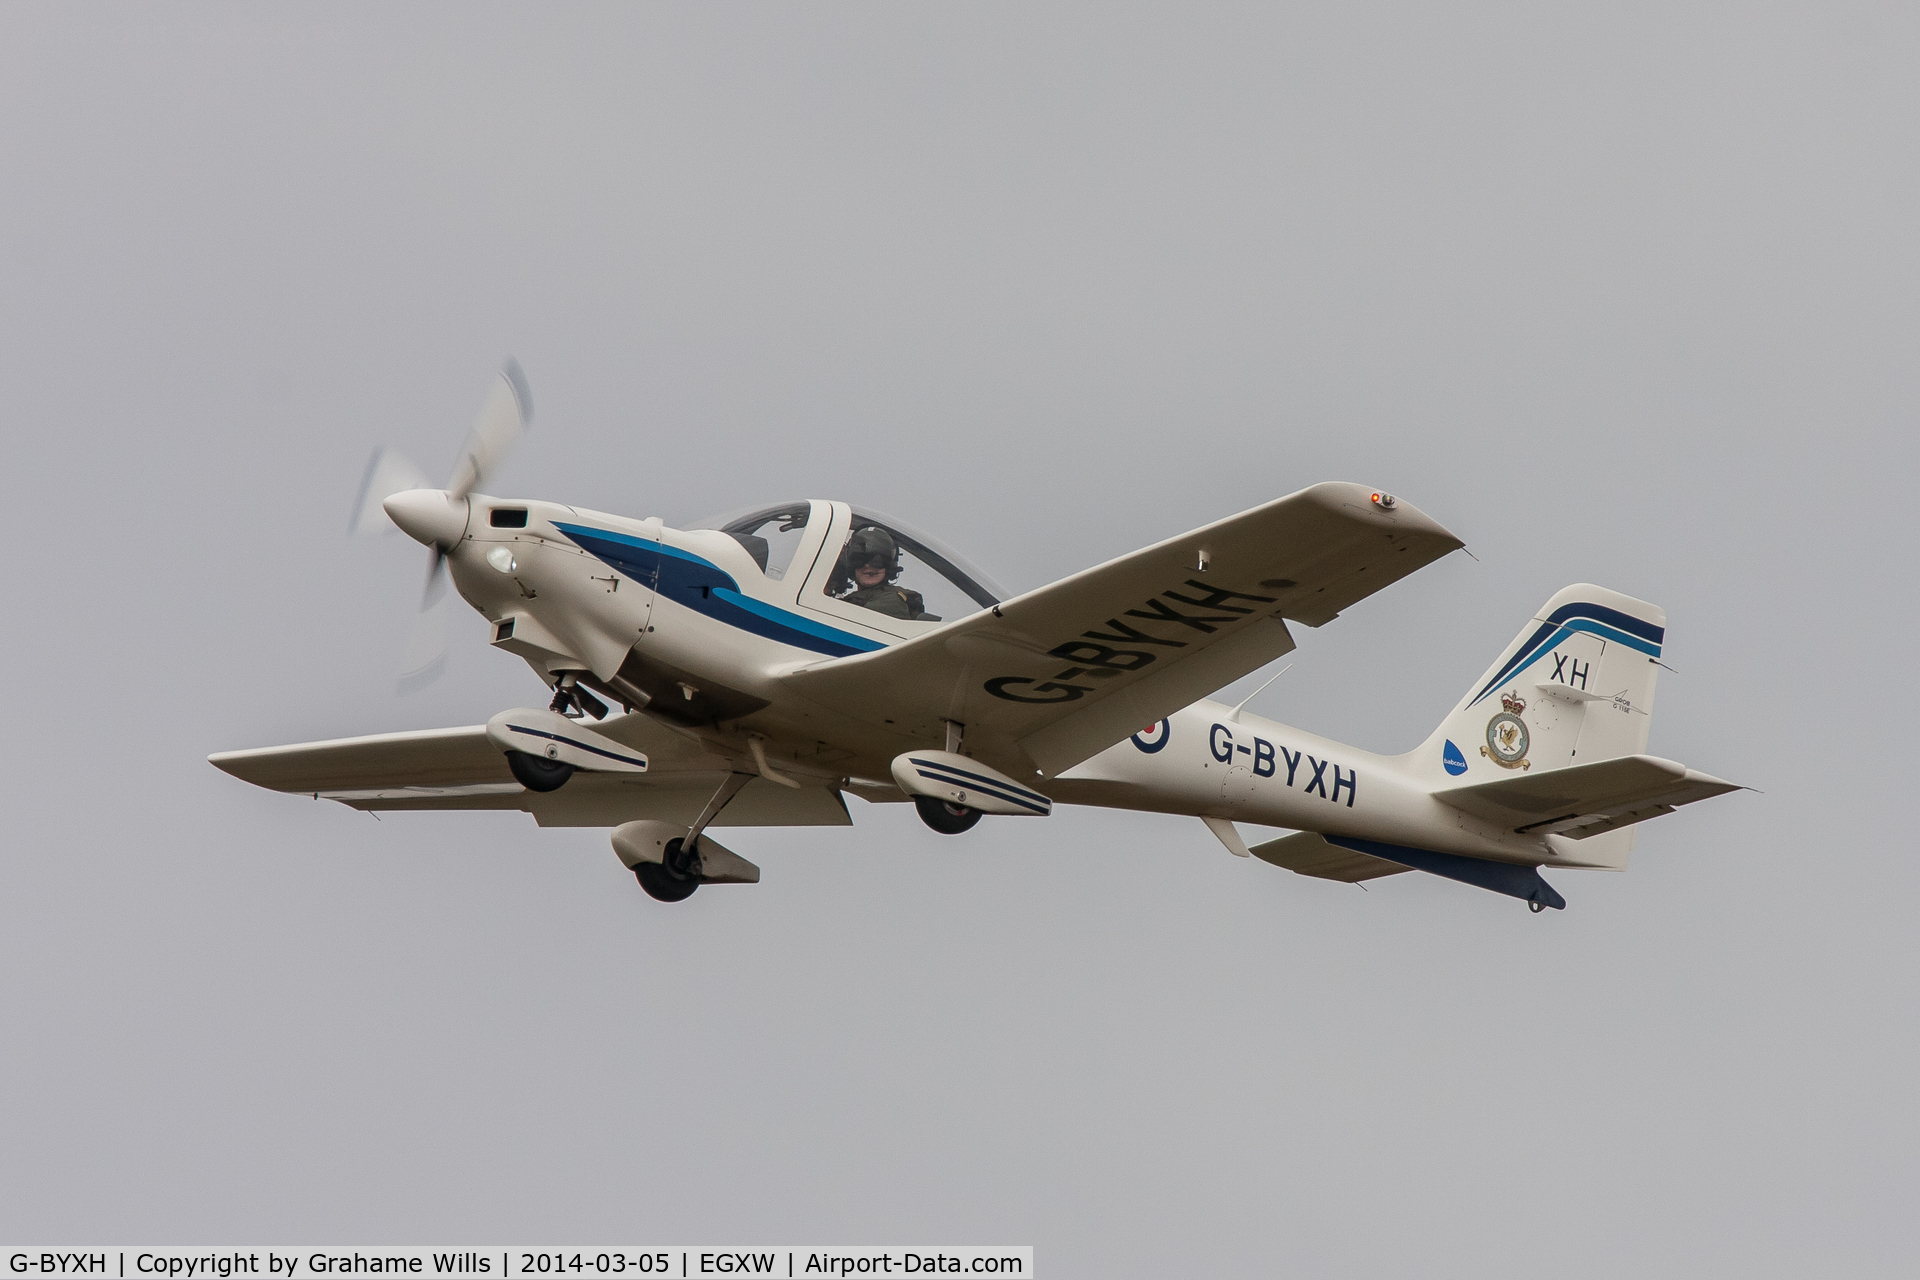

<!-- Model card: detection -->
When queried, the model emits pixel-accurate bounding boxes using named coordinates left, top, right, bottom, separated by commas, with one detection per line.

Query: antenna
left=1226, top=663, right=1292, bottom=723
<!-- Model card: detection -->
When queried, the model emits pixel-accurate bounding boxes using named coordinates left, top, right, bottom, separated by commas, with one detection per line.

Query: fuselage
left=1052, top=701, right=1589, bottom=868
left=425, top=490, right=1567, bottom=867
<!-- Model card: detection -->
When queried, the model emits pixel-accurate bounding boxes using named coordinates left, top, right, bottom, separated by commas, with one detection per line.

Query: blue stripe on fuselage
left=551, top=522, right=885, bottom=658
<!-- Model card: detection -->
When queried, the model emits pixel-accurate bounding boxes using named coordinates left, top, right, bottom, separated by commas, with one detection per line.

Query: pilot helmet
left=841, top=526, right=899, bottom=580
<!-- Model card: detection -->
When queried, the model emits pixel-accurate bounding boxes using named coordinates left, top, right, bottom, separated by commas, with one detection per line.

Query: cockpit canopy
left=698, top=501, right=1005, bottom=625
left=711, top=502, right=813, bottom=582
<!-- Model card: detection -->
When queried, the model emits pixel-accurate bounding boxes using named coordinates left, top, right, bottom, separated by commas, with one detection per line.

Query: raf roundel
left=1131, top=720, right=1172, bottom=754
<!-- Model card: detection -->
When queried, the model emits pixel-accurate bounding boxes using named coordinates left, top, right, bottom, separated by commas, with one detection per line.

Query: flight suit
left=840, top=583, right=933, bottom=620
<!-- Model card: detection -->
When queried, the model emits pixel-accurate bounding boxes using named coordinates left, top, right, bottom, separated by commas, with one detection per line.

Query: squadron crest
left=1481, top=690, right=1532, bottom=770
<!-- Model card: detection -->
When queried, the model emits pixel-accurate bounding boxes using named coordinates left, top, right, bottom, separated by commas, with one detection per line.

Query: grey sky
left=3, top=4, right=1915, bottom=1276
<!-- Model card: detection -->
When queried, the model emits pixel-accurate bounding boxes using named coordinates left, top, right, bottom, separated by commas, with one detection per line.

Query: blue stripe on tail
left=1467, top=602, right=1662, bottom=708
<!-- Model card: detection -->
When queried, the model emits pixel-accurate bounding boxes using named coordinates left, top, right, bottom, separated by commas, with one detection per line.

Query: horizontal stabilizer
left=1326, top=836, right=1566, bottom=909
left=1436, top=753, right=1741, bottom=838
left=1250, top=830, right=1408, bottom=882
left=1252, top=831, right=1565, bottom=909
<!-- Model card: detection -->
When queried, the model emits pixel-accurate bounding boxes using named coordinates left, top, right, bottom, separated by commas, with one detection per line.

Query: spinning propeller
left=348, top=361, right=534, bottom=692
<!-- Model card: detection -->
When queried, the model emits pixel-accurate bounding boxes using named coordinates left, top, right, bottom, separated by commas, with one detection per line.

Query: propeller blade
left=348, top=447, right=431, bottom=535
left=397, top=549, right=452, bottom=694
left=446, top=359, right=533, bottom=500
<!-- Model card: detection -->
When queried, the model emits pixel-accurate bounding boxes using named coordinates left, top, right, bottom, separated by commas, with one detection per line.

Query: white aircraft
left=212, top=364, right=1742, bottom=910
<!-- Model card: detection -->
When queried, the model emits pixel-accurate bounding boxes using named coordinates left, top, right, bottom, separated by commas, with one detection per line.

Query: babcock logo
left=1442, top=739, right=1468, bottom=776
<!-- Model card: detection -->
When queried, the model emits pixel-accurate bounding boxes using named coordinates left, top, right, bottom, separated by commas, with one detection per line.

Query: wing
left=209, top=717, right=852, bottom=829
left=779, top=482, right=1462, bottom=776
left=210, top=724, right=515, bottom=795
left=1434, top=754, right=1743, bottom=838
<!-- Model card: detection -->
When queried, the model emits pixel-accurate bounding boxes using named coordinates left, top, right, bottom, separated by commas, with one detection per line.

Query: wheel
left=914, top=794, right=982, bottom=835
left=1528, top=899, right=1547, bottom=913
left=634, top=861, right=698, bottom=902
left=506, top=749, right=575, bottom=793
left=634, top=838, right=701, bottom=903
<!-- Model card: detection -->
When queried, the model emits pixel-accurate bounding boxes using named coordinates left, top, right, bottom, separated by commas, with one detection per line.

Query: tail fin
left=1414, top=584, right=1666, bottom=785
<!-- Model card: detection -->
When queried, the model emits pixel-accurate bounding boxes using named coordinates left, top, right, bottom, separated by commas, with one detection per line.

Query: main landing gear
left=505, top=750, right=574, bottom=792
left=548, top=672, right=607, bottom=720
left=914, top=794, right=981, bottom=835
left=633, top=837, right=701, bottom=902
left=498, top=674, right=609, bottom=793
left=910, top=719, right=984, bottom=835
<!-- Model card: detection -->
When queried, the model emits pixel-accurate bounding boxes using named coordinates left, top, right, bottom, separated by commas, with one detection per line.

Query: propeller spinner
left=350, top=360, right=533, bottom=692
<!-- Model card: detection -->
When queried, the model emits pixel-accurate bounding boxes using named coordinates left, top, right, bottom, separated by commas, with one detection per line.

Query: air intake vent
left=490, top=508, right=529, bottom=528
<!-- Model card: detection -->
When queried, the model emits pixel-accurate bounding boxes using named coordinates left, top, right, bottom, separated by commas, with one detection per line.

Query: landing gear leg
left=549, top=672, right=608, bottom=720
left=634, top=772, right=756, bottom=903
left=685, top=772, right=755, bottom=852
left=549, top=673, right=580, bottom=716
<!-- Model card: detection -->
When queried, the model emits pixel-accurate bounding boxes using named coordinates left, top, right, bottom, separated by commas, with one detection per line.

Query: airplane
left=210, top=363, right=1743, bottom=911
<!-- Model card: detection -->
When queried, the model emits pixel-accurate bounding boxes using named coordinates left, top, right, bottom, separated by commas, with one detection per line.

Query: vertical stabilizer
left=1412, top=584, right=1666, bottom=789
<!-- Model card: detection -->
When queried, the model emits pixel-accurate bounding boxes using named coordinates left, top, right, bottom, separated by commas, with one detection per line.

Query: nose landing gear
left=622, top=773, right=760, bottom=904
left=633, top=836, right=702, bottom=902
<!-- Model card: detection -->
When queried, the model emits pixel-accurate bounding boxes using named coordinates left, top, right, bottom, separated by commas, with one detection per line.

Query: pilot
left=835, top=527, right=937, bottom=620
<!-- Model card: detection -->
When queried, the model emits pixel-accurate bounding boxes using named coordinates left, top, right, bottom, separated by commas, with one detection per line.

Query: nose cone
left=383, top=488, right=469, bottom=548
